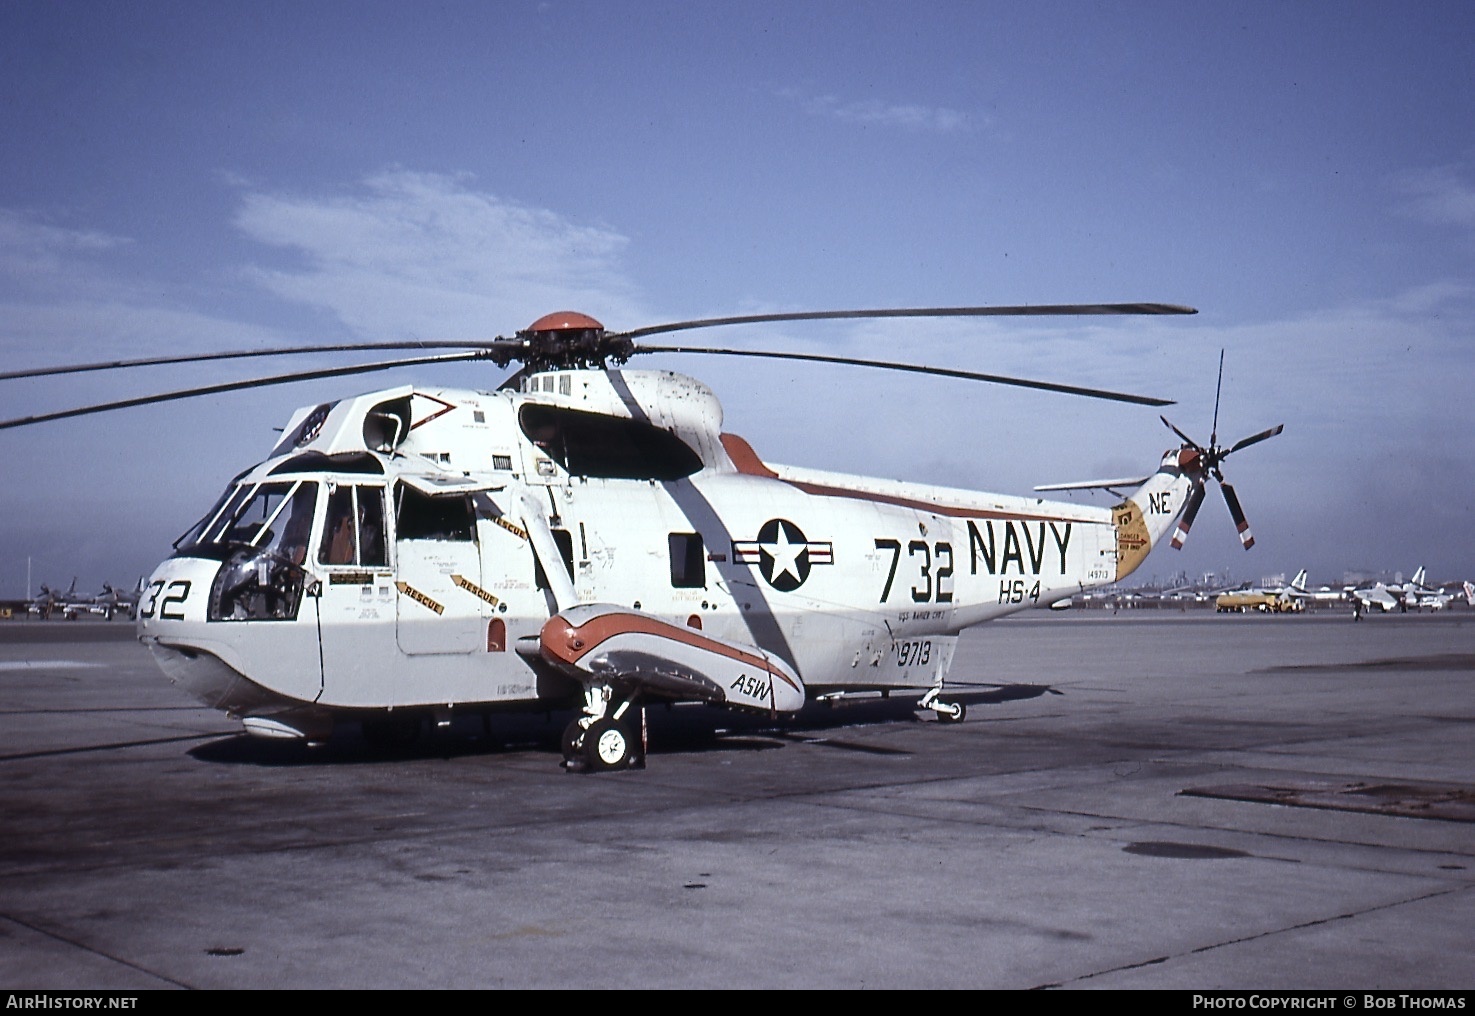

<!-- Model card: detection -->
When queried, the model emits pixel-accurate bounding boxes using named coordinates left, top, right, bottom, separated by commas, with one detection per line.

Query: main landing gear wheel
left=584, top=718, right=634, bottom=771
left=938, top=701, right=966, bottom=723
left=561, top=719, right=587, bottom=764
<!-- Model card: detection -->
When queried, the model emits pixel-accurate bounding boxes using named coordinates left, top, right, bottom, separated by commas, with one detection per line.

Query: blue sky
left=3, top=1, right=1473, bottom=597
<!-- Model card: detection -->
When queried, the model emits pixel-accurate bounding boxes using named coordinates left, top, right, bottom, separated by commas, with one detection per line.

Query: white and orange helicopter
left=2, top=304, right=1281, bottom=770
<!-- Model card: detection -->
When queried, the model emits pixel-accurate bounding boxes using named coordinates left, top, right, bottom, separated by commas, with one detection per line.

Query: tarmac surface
left=0, top=610, right=1471, bottom=990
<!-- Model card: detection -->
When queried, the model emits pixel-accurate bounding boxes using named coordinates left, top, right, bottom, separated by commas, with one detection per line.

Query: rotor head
left=512, top=311, right=637, bottom=371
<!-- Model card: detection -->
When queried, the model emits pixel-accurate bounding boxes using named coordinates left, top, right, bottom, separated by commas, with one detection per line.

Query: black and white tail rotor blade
left=1226, top=424, right=1284, bottom=455
left=1160, top=415, right=1203, bottom=451
left=1170, top=482, right=1207, bottom=550
left=1219, top=480, right=1255, bottom=550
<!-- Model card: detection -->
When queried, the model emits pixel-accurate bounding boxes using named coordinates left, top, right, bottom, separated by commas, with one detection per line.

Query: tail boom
left=1113, top=450, right=1198, bottom=582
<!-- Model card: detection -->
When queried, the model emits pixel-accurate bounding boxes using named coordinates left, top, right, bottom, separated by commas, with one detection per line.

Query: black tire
left=583, top=718, right=633, bottom=771
left=939, top=701, right=966, bottom=723
left=561, top=719, right=587, bottom=762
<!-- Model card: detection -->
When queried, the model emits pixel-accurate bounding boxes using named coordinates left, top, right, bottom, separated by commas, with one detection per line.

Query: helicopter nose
left=135, top=558, right=220, bottom=629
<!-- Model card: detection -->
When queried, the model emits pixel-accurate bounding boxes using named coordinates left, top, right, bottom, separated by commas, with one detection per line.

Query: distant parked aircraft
left=1286, top=569, right=1349, bottom=606
left=1351, top=567, right=1455, bottom=613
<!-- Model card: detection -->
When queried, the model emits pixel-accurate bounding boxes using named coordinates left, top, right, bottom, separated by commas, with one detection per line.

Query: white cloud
left=0, top=210, right=126, bottom=260
left=0, top=209, right=275, bottom=364
left=778, top=88, right=974, bottom=133
left=233, top=171, right=648, bottom=339
left=0, top=210, right=129, bottom=289
left=1393, top=165, right=1475, bottom=230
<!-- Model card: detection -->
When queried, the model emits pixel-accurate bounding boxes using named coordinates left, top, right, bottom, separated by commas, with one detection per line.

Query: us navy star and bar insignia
left=733, top=518, right=833, bottom=592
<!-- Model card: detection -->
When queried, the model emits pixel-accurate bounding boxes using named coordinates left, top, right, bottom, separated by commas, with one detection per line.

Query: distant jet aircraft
left=1, top=577, right=146, bottom=621
left=91, top=578, right=146, bottom=620
left=22, top=578, right=77, bottom=619
left=1285, top=569, right=1350, bottom=606
left=1351, top=567, right=1450, bottom=613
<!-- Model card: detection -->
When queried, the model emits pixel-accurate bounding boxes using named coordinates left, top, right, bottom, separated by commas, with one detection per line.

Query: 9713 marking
left=896, top=640, right=932, bottom=667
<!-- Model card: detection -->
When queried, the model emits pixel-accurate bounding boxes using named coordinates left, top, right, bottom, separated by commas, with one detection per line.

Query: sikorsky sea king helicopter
left=2, top=304, right=1281, bottom=770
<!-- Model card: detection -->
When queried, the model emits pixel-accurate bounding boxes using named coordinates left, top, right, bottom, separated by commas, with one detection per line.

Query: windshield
left=197, top=481, right=320, bottom=623
left=181, top=480, right=319, bottom=564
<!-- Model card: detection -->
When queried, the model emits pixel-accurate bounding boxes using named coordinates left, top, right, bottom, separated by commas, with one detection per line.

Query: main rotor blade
left=0, top=351, right=491, bottom=431
left=1170, top=483, right=1206, bottom=550
left=618, top=302, right=1197, bottom=341
left=1218, top=480, right=1255, bottom=550
left=637, top=346, right=1174, bottom=406
left=0, top=340, right=519, bottom=382
left=1227, top=424, right=1284, bottom=454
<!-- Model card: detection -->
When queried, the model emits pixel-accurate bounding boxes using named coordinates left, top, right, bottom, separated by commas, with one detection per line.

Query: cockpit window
left=180, top=480, right=318, bottom=564
left=177, top=487, right=247, bottom=550
left=183, top=480, right=319, bottom=622
left=319, top=485, right=388, bottom=566
left=519, top=404, right=702, bottom=480
left=235, top=483, right=317, bottom=563
left=395, top=483, right=476, bottom=541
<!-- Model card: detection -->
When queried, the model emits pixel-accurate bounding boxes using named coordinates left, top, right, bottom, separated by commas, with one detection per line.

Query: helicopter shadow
left=946, top=682, right=1064, bottom=705
left=186, top=683, right=1062, bottom=767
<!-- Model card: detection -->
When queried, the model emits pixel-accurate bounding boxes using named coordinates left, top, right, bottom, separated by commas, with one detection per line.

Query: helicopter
left=1, top=303, right=1282, bottom=770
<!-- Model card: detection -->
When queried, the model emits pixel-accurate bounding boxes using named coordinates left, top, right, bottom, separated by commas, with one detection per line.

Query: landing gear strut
left=919, top=686, right=966, bottom=723
left=561, top=684, right=644, bottom=771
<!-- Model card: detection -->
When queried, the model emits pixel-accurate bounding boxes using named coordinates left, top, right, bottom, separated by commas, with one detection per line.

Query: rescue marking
left=395, top=582, right=445, bottom=615
left=452, top=573, right=501, bottom=607
left=494, top=516, right=530, bottom=541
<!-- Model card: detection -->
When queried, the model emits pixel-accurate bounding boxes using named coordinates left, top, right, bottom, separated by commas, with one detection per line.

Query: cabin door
left=393, top=483, right=484, bottom=656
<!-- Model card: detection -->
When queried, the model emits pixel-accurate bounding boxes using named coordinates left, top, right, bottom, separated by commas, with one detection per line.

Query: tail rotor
left=1161, top=351, right=1282, bottom=551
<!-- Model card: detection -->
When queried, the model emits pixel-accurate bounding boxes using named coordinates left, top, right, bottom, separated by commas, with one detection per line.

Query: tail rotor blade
left=1170, top=483, right=1206, bottom=550
left=1209, top=349, right=1225, bottom=447
left=1160, top=415, right=1202, bottom=450
left=1227, top=424, right=1284, bottom=455
left=1219, top=480, right=1254, bottom=550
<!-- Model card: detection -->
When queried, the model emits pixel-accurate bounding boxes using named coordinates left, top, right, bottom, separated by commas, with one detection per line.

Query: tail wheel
left=584, top=718, right=634, bottom=770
